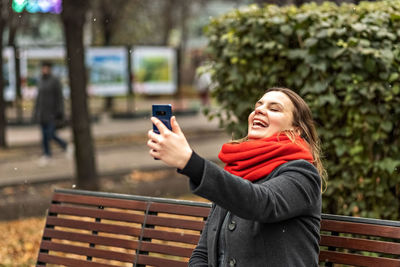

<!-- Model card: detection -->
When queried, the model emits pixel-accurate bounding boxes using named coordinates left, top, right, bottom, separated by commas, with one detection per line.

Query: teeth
left=253, top=119, right=267, bottom=127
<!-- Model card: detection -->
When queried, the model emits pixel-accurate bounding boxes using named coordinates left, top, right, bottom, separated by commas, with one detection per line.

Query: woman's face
left=247, top=91, right=295, bottom=140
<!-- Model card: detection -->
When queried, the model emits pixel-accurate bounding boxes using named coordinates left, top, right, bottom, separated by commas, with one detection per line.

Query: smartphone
left=152, top=104, right=172, bottom=134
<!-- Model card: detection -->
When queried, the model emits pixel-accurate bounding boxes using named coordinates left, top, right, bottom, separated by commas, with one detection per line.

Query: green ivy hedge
left=204, top=1, right=400, bottom=219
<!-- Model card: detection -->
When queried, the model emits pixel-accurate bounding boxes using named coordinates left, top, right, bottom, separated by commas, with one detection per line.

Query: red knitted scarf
left=218, top=134, right=314, bottom=182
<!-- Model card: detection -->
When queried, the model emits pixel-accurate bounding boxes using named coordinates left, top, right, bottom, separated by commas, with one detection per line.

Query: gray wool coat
left=33, top=74, right=64, bottom=124
left=182, top=157, right=321, bottom=267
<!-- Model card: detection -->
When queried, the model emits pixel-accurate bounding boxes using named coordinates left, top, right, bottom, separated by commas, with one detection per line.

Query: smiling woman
left=147, top=87, right=326, bottom=266
left=247, top=90, right=295, bottom=140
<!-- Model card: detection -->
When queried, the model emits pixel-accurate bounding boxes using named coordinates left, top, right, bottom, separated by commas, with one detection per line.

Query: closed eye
left=268, top=103, right=283, bottom=112
left=269, top=106, right=282, bottom=112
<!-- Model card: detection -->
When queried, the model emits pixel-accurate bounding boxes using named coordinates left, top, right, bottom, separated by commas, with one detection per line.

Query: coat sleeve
left=32, top=90, right=40, bottom=123
left=188, top=159, right=321, bottom=223
left=188, top=204, right=214, bottom=266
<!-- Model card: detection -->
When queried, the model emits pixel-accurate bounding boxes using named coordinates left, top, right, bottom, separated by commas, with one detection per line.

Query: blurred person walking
left=33, top=61, right=70, bottom=166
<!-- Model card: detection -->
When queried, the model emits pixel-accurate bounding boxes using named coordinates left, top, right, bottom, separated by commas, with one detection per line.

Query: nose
left=255, top=104, right=267, bottom=115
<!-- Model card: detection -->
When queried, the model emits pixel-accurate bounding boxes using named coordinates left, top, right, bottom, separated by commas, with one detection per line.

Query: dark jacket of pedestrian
left=33, top=74, right=64, bottom=124
left=182, top=155, right=321, bottom=267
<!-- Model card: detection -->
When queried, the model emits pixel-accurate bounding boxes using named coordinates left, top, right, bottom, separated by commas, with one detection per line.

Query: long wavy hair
left=236, top=87, right=327, bottom=191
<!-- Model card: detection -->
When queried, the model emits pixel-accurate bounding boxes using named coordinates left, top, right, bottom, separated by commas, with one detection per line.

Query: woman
left=147, top=87, right=326, bottom=267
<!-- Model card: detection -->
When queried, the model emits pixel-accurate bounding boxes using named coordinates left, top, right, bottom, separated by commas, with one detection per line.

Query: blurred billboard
left=86, top=47, right=129, bottom=96
left=132, top=46, right=177, bottom=95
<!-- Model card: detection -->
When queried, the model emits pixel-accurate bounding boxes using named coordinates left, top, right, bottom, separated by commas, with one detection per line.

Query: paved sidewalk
left=0, top=111, right=231, bottom=187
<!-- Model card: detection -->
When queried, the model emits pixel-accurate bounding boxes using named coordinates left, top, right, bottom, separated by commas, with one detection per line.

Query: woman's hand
left=147, top=116, right=192, bottom=169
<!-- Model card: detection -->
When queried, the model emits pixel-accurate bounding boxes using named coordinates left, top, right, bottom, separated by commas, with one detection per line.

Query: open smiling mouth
left=252, top=119, right=269, bottom=128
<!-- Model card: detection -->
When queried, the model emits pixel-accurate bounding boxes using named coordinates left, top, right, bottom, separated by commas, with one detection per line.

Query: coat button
left=229, top=258, right=237, bottom=266
left=228, top=220, right=236, bottom=231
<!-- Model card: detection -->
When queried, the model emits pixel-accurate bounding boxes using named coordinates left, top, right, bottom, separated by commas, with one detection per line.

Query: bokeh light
left=12, top=0, right=62, bottom=14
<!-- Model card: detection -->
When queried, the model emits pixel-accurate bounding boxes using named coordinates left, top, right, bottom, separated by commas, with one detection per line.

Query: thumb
left=171, top=116, right=183, bottom=135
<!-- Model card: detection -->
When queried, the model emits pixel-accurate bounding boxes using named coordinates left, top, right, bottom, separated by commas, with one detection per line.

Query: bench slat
left=136, top=254, right=188, bottom=267
left=37, top=253, right=119, bottom=267
left=45, top=216, right=142, bottom=238
left=140, top=240, right=194, bottom=257
left=42, top=229, right=194, bottom=258
left=49, top=204, right=146, bottom=224
left=149, top=202, right=211, bottom=217
left=145, top=214, right=205, bottom=231
left=142, top=228, right=200, bottom=245
left=49, top=204, right=205, bottom=231
left=53, top=192, right=148, bottom=211
left=43, top=229, right=139, bottom=250
left=53, top=192, right=211, bottom=218
left=46, top=216, right=200, bottom=244
left=40, top=240, right=134, bottom=262
left=319, top=250, right=400, bottom=267
left=320, top=234, right=400, bottom=255
left=41, top=229, right=194, bottom=259
left=322, top=219, right=400, bottom=239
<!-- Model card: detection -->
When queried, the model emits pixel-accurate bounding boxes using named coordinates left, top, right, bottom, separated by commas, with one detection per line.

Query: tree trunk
left=61, top=0, right=98, bottom=190
left=98, top=0, right=129, bottom=114
left=175, top=0, right=190, bottom=99
left=161, top=0, right=176, bottom=45
left=179, top=0, right=190, bottom=58
left=100, top=0, right=114, bottom=113
left=7, top=3, right=23, bottom=124
left=100, top=0, right=113, bottom=46
left=0, top=0, right=7, bottom=148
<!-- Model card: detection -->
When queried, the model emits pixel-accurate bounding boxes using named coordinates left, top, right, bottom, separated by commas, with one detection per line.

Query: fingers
left=170, top=116, right=182, bottom=135
left=148, top=116, right=185, bottom=162
left=149, top=148, right=160, bottom=159
left=147, top=131, right=161, bottom=159
left=147, top=138, right=160, bottom=150
left=151, top=117, right=168, bottom=134
left=148, top=129, right=159, bottom=141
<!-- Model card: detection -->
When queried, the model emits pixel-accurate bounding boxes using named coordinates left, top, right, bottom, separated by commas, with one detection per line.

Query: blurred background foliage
left=204, top=0, right=400, bottom=219
left=6, top=0, right=364, bottom=89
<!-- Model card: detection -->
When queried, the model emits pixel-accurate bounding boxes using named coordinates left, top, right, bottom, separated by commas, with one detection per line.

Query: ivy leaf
left=304, top=37, right=318, bottom=47
left=388, top=73, right=399, bottom=83
left=349, top=145, right=363, bottom=156
left=331, top=48, right=346, bottom=58
left=287, top=49, right=307, bottom=59
left=280, top=25, right=293, bottom=36
left=352, top=22, right=367, bottom=32
left=377, top=159, right=400, bottom=174
left=364, top=58, right=376, bottom=73
left=381, top=121, right=393, bottom=132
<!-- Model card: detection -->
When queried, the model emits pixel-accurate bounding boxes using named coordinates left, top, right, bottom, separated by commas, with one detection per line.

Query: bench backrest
left=37, top=189, right=400, bottom=267
left=37, top=189, right=210, bottom=267
left=319, top=214, right=400, bottom=267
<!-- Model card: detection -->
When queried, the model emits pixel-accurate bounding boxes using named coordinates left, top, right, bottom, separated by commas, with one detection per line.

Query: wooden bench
left=37, top=188, right=400, bottom=267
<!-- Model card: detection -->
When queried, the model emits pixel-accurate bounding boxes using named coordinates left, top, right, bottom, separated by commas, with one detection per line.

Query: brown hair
left=266, top=87, right=327, bottom=191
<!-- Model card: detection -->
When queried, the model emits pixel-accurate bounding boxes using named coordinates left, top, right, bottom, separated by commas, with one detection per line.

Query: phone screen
left=152, top=104, right=172, bottom=134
